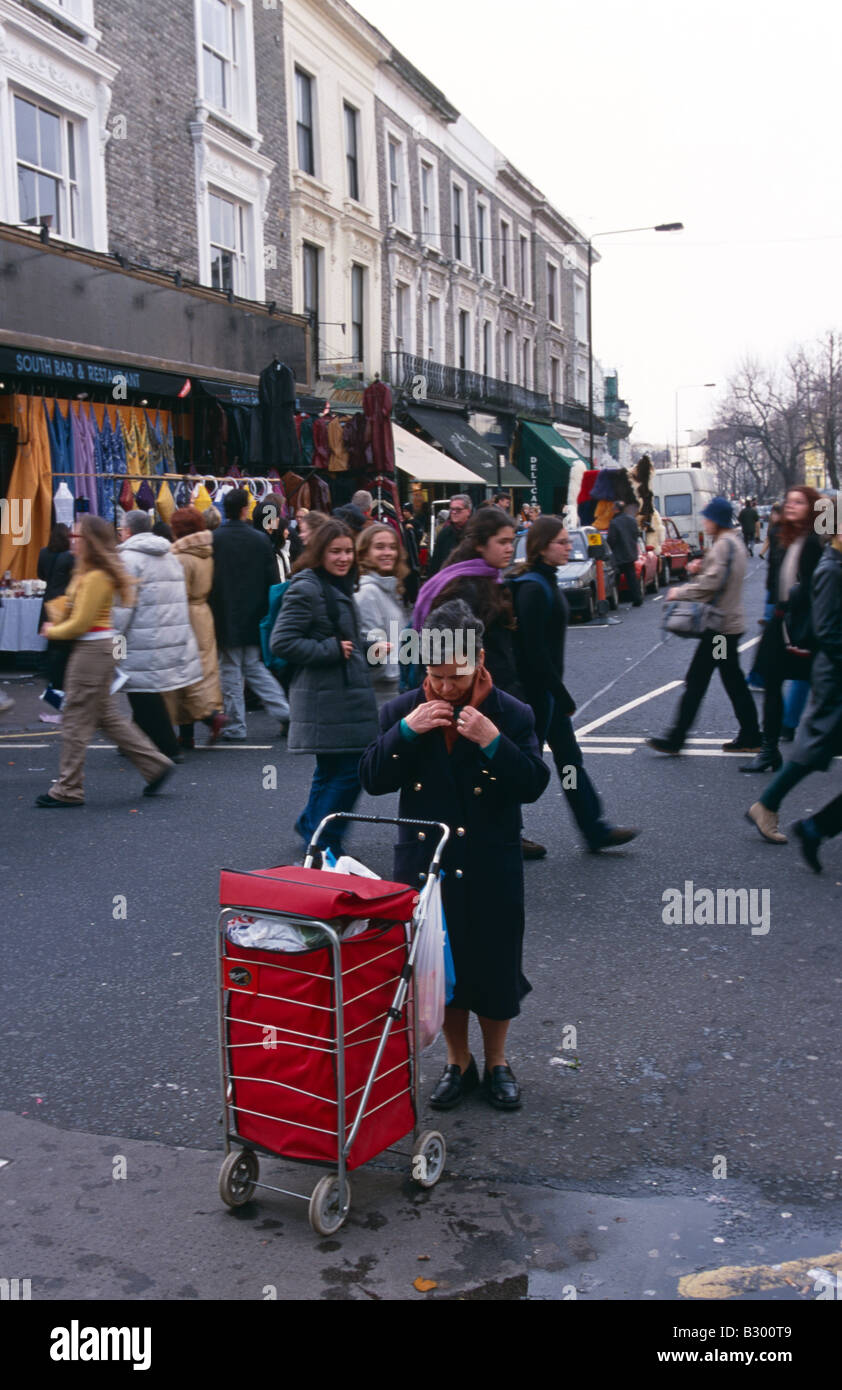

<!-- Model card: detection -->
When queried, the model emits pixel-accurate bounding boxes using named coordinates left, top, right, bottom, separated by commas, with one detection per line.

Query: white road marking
left=2, top=743, right=49, bottom=749
left=576, top=680, right=682, bottom=737
left=579, top=747, right=636, bottom=755
left=578, top=736, right=730, bottom=745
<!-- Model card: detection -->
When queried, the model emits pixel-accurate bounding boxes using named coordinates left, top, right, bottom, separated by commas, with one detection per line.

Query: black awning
left=195, top=377, right=259, bottom=407
left=405, top=405, right=531, bottom=487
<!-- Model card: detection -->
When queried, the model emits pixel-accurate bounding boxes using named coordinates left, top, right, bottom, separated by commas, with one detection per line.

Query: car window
left=568, top=532, right=589, bottom=561
left=664, top=494, right=692, bottom=517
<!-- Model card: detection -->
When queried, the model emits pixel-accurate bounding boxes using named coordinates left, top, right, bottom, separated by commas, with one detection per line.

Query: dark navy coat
left=359, top=684, right=550, bottom=1020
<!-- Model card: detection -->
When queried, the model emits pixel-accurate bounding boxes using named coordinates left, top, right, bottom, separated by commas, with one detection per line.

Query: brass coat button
left=418, top=831, right=426, bottom=840
left=473, top=787, right=482, bottom=796
left=455, top=870, right=463, bottom=879
left=456, top=827, right=465, bottom=837
left=414, top=782, right=422, bottom=791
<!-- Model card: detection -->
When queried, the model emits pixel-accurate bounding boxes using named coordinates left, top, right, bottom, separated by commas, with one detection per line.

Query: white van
left=653, top=467, right=717, bottom=551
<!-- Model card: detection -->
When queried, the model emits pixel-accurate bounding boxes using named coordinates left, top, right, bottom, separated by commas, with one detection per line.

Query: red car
left=618, top=537, right=659, bottom=597
left=657, top=518, right=690, bottom=586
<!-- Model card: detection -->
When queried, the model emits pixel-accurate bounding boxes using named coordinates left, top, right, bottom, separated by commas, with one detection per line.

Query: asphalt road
left=2, top=553, right=841, bottom=1303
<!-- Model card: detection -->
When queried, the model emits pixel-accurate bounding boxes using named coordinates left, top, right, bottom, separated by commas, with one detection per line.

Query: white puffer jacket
left=112, top=533, right=202, bottom=692
left=354, top=572, right=407, bottom=686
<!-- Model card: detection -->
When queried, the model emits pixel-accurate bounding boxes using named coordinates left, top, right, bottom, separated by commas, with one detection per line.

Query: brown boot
left=746, top=802, right=787, bottom=844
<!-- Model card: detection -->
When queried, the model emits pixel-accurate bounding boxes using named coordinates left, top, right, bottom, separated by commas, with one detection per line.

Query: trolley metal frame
left=217, top=812, right=449, bottom=1232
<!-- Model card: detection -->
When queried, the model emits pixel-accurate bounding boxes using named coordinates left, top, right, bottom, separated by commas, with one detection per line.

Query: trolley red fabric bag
left=220, top=868, right=419, bottom=1171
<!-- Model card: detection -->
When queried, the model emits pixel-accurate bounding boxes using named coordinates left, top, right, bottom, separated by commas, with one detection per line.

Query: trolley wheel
left=412, top=1130, right=446, bottom=1188
left=218, top=1148, right=259, bottom=1208
left=308, top=1175, right=351, bottom=1236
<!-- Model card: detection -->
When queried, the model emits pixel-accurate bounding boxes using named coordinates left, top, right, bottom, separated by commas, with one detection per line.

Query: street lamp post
left=674, top=382, right=716, bottom=467
left=586, top=222, right=683, bottom=466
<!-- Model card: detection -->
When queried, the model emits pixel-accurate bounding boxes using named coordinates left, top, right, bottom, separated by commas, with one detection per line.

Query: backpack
left=259, top=572, right=344, bottom=678
left=508, top=570, right=557, bottom=608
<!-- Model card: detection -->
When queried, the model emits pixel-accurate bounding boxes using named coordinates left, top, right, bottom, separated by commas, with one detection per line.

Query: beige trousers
left=50, top=639, right=172, bottom=802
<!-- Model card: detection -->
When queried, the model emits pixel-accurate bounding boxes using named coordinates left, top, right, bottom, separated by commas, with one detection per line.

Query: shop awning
left=196, top=377, right=259, bottom=407
left=392, top=423, right=482, bottom=484
left=549, top=427, right=589, bottom=467
left=406, top=406, right=531, bottom=487
left=517, top=420, right=575, bottom=514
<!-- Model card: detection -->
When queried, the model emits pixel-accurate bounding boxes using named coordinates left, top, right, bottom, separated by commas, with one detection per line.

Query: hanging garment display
left=346, top=411, right=371, bottom=472
left=258, top=359, right=301, bottom=471
left=155, top=479, right=175, bottom=523
left=0, top=395, right=53, bottom=579
left=144, top=411, right=165, bottom=476
left=135, top=479, right=156, bottom=511
left=363, top=379, right=395, bottom=475
left=46, top=400, right=74, bottom=481
left=311, top=416, right=331, bottom=470
left=119, top=477, right=136, bottom=512
left=70, top=402, right=98, bottom=516
left=328, top=416, right=350, bottom=473
left=121, top=411, right=141, bottom=488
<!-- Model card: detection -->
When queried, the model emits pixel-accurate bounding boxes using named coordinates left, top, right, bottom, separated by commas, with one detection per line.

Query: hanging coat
left=259, top=360, right=301, bottom=472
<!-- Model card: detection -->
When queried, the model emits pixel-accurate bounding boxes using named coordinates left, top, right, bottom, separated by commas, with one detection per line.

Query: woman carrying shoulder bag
left=35, top=516, right=174, bottom=807
left=511, top=516, right=638, bottom=852
left=270, top=517, right=378, bottom=860
left=740, top=486, right=823, bottom=773
left=648, top=498, right=761, bottom=756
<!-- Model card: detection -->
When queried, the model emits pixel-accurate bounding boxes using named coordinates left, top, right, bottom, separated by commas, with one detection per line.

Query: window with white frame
left=476, top=198, right=489, bottom=276
left=387, top=134, right=409, bottom=228
left=547, top=260, right=559, bottom=325
left=209, top=190, right=247, bottom=293
left=344, top=102, right=360, bottom=202
left=427, top=296, right=440, bottom=360
left=522, top=337, right=531, bottom=388
left=295, top=67, right=316, bottom=176
left=520, top=233, right=531, bottom=300
left=457, top=308, right=470, bottom=370
left=351, top=264, right=366, bottom=366
left=503, top=330, right=513, bottom=382
left=500, top=218, right=511, bottom=288
left=574, top=280, right=587, bottom=343
left=13, top=93, right=80, bottom=240
left=420, top=157, right=437, bottom=242
left=24, top=0, right=96, bottom=36
left=550, top=355, right=561, bottom=403
left=576, top=367, right=587, bottom=404
left=452, top=182, right=469, bottom=265
left=482, top=319, right=492, bottom=377
left=395, top=282, right=409, bottom=355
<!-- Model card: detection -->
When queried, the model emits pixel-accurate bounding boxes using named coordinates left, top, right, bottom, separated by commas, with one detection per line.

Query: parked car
left=657, top=517, right=690, bottom=586
left=617, top=536, right=659, bottom=599
left=512, top=526, right=618, bottom=623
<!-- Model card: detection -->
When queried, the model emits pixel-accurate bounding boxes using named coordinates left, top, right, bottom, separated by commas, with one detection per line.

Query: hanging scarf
left=422, top=662, right=493, bottom=753
left=412, top=558, right=501, bottom=628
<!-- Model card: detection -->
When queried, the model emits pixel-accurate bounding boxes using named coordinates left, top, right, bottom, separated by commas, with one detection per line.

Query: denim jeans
left=536, top=695, right=614, bottom=850
left=296, top=753, right=364, bottom=856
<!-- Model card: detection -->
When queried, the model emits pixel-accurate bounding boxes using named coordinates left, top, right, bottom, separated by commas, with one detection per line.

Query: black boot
left=739, top=741, right=782, bottom=773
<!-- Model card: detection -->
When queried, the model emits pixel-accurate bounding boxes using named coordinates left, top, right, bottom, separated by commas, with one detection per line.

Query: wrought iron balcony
left=384, top=350, right=552, bottom=418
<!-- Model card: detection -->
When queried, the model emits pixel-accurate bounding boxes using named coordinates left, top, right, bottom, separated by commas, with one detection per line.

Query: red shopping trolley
left=217, top=812, right=450, bottom=1234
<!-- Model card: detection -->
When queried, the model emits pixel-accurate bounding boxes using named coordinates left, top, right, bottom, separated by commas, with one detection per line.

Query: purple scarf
left=412, top=558, right=502, bottom=628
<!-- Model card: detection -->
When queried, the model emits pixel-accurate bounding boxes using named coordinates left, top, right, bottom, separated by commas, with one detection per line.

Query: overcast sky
left=353, top=0, right=842, bottom=450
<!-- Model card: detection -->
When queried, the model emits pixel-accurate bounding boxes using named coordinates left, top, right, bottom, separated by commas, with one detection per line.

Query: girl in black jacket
left=510, top=516, right=638, bottom=853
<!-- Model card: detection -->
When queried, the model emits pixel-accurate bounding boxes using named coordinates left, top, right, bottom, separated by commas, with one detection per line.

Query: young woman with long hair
left=36, top=516, right=174, bottom=807
left=413, top=505, right=544, bottom=857
left=510, top=515, right=639, bottom=853
left=740, top=486, right=824, bottom=773
left=270, top=517, right=378, bottom=859
left=354, top=523, right=409, bottom=707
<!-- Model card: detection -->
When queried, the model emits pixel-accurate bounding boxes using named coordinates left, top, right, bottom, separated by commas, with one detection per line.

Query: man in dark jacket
left=429, top=495, right=472, bottom=575
left=211, top=488, right=290, bottom=741
left=738, top=499, right=759, bottom=556
left=607, top=501, right=643, bottom=606
left=747, top=531, right=842, bottom=854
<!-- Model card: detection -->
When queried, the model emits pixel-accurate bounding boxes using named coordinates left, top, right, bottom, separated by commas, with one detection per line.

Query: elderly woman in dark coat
left=747, top=519, right=842, bottom=863
left=359, top=600, right=550, bottom=1111
left=271, top=517, right=379, bottom=860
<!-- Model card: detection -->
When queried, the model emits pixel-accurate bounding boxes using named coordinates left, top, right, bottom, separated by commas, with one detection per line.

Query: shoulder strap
left=511, top=570, right=556, bottom=605
left=712, top=534, right=735, bottom=604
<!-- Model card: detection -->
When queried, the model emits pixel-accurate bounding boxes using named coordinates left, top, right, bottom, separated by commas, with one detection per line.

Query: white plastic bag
left=414, top=876, right=446, bottom=1050
left=322, top=853, right=380, bottom=879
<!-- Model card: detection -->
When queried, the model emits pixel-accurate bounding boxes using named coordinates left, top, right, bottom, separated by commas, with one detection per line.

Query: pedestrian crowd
left=10, top=479, right=841, bottom=1114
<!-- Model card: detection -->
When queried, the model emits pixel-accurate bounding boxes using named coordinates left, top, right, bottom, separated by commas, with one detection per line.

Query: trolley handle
left=305, top=812, right=450, bottom=872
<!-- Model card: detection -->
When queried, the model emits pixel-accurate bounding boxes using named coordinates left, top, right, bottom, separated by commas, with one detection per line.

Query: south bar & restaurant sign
left=0, top=347, right=184, bottom=398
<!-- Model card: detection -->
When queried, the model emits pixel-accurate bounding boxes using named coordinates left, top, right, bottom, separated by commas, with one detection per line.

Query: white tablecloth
left=0, top=596, right=47, bottom=651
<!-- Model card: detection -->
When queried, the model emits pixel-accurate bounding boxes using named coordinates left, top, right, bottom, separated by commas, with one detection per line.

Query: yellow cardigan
left=48, top=570, right=115, bottom=642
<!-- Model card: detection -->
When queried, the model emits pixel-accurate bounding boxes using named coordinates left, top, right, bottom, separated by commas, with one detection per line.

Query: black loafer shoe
left=646, top=737, right=682, bottom=755
left=429, top=1056, right=479, bottom=1110
left=142, top=765, right=174, bottom=797
left=521, top=837, right=547, bottom=860
left=482, top=1064, right=522, bottom=1110
left=589, top=827, right=639, bottom=852
left=35, top=793, right=84, bottom=808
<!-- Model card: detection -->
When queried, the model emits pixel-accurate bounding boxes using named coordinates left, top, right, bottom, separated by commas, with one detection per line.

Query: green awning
left=517, top=421, right=576, bottom=514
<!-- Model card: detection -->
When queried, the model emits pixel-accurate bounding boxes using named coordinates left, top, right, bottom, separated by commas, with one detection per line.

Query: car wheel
left=580, top=590, right=595, bottom=622
left=608, top=581, right=619, bottom=610
left=646, top=568, right=658, bottom=595
left=660, top=560, right=671, bottom=588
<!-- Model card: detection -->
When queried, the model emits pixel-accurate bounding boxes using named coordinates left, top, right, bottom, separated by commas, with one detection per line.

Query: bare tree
left=707, top=356, right=810, bottom=499
left=797, top=331, right=841, bottom=490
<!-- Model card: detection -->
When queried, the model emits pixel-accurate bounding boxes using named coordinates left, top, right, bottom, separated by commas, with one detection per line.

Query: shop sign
left=529, top=455, right=539, bottom=506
